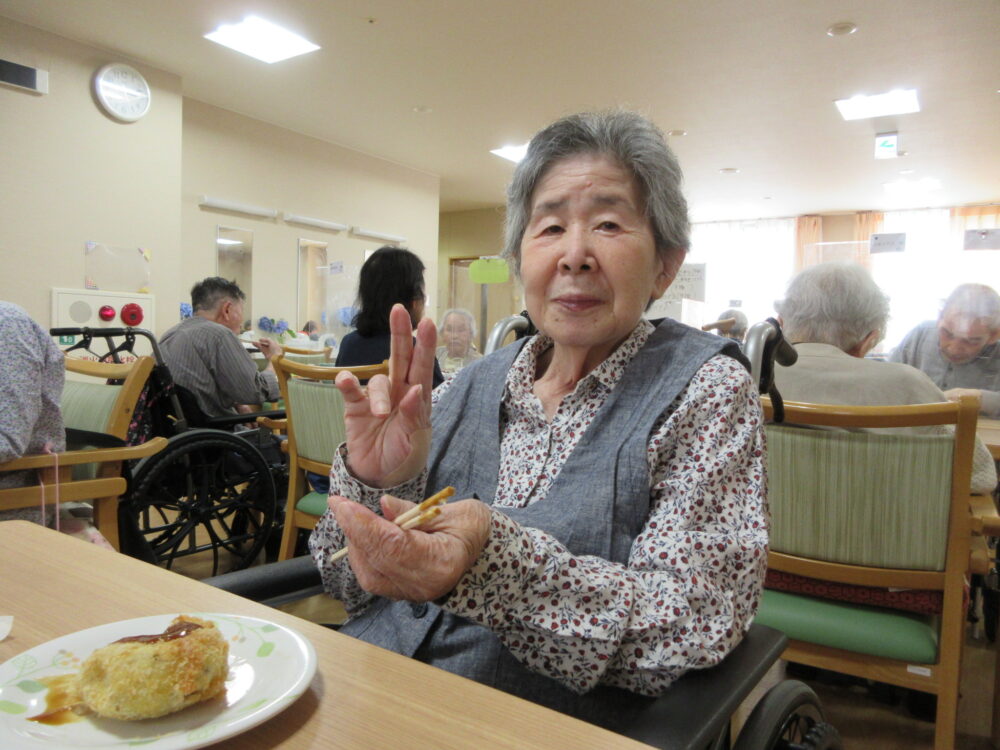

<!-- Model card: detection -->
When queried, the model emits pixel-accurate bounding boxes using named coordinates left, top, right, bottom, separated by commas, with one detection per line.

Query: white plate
left=0, top=613, right=317, bottom=749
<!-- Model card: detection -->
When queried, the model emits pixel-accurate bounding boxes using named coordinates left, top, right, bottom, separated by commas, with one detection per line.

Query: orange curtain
left=952, top=205, right=1000, bottom=229
left=852, top=211, right=883, bottom=269
left=794, top=215, right=822, bottom=272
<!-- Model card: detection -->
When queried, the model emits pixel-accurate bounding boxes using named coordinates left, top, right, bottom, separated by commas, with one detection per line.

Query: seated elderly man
left=890, top=283, right=1000, bottom=417
left=160, top=277, right=282, bottom=419
left=308, top=111, right=767, bottom=730
left=773, top=262, right=996, bottom=494
left=435, top=308, right=482, bottom=378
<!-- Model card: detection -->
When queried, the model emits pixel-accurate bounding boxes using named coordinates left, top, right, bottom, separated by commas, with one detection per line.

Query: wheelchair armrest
left=202, top=409, right=287, bottom=430
left=65, top=428, right=126, bottom=449
left=622, top=623, right=788, bottom=750
left=202, top=555, right=323, bottom=607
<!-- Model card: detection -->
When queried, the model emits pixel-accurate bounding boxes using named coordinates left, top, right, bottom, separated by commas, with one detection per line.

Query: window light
left=835, top=89, right=920, bottom=121
left=205, top=16, right=320, bottom=64
left=490, top=143, right=529, bottom=163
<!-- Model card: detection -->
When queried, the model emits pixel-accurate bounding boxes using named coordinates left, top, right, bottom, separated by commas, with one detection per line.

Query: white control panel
left=51, top=288, right=156, bottom=359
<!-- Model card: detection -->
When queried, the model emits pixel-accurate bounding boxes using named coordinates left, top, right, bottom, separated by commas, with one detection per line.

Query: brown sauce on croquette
left=114, top=620, right=203, bottom=644
left=28, top=674, right=84, bottom=725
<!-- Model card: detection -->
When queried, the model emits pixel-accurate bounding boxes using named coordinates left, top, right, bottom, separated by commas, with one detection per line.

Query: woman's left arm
left=442, top=356, right=768, bottom=695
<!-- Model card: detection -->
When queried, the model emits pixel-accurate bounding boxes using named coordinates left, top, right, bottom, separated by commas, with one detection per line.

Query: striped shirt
left=159, top=316, right=279, bottom=417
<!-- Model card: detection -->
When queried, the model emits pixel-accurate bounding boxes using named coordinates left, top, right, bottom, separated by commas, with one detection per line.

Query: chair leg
left=277, top=517, right=299, bottom=561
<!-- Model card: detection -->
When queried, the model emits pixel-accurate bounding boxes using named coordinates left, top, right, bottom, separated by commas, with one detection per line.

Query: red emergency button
left=98, top=305, right=116, bottom=321
left=120, top=303, right=144, bottom=326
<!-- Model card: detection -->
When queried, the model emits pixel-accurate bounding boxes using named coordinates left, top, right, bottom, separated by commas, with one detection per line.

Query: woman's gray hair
left=776, top=262, right=889, bottom=352
left=502, top=110, right=689, bottom=276
left=439, top=307, right=477, bottom=338
left=941, top=284, right=1000, bottom=329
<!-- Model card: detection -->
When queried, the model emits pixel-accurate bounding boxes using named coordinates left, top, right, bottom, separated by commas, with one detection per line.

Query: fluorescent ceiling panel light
left=199, top=195, right=278, bottom=218
left=874, top=132, right=898, bottom=159
left=283, top=213, right=347, bottom=232
left=216, top=238, right=242, bottom=245
left=205, top=16, right=320, bottom=64
left=490, top=143, right=529, bottom=163
left=351, top=227, right=407, bottom=244
left=835, top=88, right=920, bottom=120
left=882, top=177, right=941, bottom=196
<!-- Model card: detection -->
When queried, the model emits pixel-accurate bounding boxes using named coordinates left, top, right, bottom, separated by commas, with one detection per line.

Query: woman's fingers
left=388, top=304, right=414, bottom=399
left=408, top=317, right=438, bottom=396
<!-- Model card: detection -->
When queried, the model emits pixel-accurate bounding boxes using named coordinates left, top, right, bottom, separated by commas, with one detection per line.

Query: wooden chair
left=281, top=344, right=333, bottom=365
left=755, top=395, right=982, bottom=750
left=0, top=356, right=167, bottom=550
left=271, top=355, right=389, bottom=560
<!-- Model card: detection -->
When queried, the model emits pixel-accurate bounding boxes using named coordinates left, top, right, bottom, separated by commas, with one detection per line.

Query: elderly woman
left=435, top=308, right=482, bottom=377
left=309, top=111, right=767, bottom=729
left=773, top=262, right=997, bottom=495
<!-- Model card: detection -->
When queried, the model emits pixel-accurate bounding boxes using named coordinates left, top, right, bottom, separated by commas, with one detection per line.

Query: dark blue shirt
left=336, top=331, right=444, bottom=388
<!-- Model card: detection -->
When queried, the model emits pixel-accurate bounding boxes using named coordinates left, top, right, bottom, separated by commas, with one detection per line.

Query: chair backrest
left=282, top=352, right=329, bottom=366
left=273, top=356, right=389, bottom=469
left=763, top=396, right=977, bottom=582
left=282, top=344, right=332, bottom=361
left=62, top=356, right=155, bottom=440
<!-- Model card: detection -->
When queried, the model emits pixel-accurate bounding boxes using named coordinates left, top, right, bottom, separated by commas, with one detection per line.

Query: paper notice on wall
left=84, top=242, right=152, bottom=292
left=662, top=263, right=706, bottom=302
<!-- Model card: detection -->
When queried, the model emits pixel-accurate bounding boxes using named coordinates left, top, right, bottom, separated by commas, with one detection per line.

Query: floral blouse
left=309, top=320, right=768, bottom=696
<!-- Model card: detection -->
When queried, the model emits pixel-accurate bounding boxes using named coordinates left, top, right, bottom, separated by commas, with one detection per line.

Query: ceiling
left=2, top=0, right=998, bottom=221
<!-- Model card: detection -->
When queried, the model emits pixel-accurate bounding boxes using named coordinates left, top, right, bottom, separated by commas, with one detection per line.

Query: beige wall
left=183, top=100, right=440, bottom=331
left=1, top=18, right=441, bottom=337
left=0, top=18, right=183, bottom=328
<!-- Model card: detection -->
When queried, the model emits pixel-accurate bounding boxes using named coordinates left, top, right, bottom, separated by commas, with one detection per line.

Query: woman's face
left=442, top=313, right=473, bottom=357
left=519, top=153, right=677, bottom=362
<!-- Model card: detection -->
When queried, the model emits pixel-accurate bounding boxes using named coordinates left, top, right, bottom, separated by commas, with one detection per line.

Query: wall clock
left=93, top=63, right=151, bottom=122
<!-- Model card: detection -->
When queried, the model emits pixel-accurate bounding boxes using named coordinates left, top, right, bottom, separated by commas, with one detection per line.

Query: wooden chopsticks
left=327, top=486, right=455, bottom=563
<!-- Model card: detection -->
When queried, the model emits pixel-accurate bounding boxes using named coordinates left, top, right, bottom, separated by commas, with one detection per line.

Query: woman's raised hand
left=335, top=304, right=436, bottom=488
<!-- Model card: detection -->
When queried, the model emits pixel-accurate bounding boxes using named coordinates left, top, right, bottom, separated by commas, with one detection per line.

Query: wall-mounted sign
left=869, top=233, right=906, bottom=254
left=964, top=229, right=1000, bottom=251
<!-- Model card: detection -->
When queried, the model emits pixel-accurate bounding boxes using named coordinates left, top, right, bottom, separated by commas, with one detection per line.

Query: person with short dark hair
left=890, top=283, right=1000, bottom=416
left=160, top=276, right=282, bottom=418
left=335, top=247, right=444, bottom=387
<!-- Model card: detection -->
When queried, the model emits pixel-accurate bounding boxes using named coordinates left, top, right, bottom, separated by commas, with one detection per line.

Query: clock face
left=93, top=63, right=151, bottom=122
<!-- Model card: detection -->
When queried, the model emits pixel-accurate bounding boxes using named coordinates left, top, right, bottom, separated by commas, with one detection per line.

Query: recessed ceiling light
left=216, top=238, right=242, bottom=245
left=826, top=22, right=858, bottom=37
left=490, top=143, right=529, bottom=163
left=718, top=167, right=740, bottom=174
left=835, top=88, right=920, bottom=120
left=883, top=177, right=941, bottom=196
left=667, top=129, right=687, bottom=137
left=205, top=16, right=320, bottom=63
left=412, top=105, right=433, bottom=114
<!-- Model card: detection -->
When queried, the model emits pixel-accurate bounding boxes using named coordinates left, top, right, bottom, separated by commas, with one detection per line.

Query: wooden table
left=0, top=521, right=648, bottom=749
left=978, top=417, right=1000, bottom=460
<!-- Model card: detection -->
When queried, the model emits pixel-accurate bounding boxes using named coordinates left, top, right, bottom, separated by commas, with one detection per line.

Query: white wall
left=0, top=17, right=442, bottom=337
left=0, top=18, right=183, bottom=328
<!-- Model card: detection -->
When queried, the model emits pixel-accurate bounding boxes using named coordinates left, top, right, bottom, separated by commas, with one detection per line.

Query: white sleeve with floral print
left=442, top=356, right=767, bottom=695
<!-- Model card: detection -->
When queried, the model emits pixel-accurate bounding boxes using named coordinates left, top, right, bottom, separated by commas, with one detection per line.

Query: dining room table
left=0, top=520, right=650, bottom=750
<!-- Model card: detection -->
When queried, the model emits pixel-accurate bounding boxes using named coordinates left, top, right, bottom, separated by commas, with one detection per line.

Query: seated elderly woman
left=773, top=261, right=997, bottom=495
left=435, top=308, right=482, bottom=378
left=308, top=111, right=767, bottom=729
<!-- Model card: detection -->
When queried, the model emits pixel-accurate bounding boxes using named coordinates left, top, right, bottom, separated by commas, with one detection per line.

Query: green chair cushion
left=284, top=353, right=327, bottom=365
left=62, top=380, right=120, bottom=433
left=287, top=379, right=346, bottom=464
left=756, top=589, right=939, bottom=664
left=295, top=491, right=328, bottom=517
left=766, top=425, right=953, bottom=570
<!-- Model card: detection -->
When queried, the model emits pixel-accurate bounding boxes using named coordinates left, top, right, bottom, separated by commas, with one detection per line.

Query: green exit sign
left=58, top=335, right=76, bottom=345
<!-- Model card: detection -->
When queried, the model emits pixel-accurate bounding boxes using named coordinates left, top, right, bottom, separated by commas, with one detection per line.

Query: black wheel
left=734, top=680, right=842, bottom=750
left=123, top=429, right=277, bottom=576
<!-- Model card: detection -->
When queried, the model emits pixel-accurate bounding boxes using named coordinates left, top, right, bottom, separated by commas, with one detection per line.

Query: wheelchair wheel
left=124, top=429, right=278, bottom=576
left=734, top=680, right=841, bottom=750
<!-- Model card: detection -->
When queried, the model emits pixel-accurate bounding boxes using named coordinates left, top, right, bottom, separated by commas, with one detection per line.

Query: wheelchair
left=52, top=325, right=286, bottom=576
left=202, top=315, right=841, bottom=749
